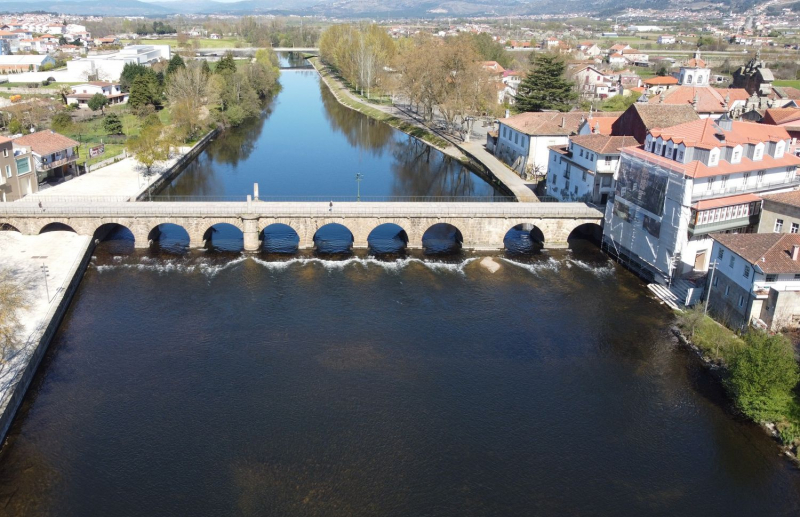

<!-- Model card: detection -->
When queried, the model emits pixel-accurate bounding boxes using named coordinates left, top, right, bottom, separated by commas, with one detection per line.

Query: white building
left=66, top=44, right=170, bottom=81
left=658, top=35, right=676, bottom=45
left=603, top=116, right=800, bottom=283
left=494, top=111, right=620, bottom=178
left=66, top=81, right=128, bottom=108
left=678, top=51, right=711, bottom=86
left=708, top=233, right=800, bottom=330
left=547, top=135, right=638, bottom=204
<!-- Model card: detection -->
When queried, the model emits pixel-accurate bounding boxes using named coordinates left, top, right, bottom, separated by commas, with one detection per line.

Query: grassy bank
left=308, top=57, right=449, bottom=150
left=120, top=38, right=241, bottom=49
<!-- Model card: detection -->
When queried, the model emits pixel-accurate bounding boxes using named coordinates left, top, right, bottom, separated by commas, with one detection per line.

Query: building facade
left=0, top=136, right=35, bottom=201
left=12, top=131, right=79, bottom=182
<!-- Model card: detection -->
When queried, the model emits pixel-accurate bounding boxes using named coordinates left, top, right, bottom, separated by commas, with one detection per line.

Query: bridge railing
left=0, top=202, right=603, bottom=218
left=20, top=195, right=519, bottom=204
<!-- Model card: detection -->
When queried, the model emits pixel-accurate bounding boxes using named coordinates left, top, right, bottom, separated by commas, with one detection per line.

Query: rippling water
left=1, top=234, right=799, bottom=516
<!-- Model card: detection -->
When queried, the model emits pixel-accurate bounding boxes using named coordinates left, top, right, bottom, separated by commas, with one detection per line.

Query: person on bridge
left=329, top=201, right=333, bottom=212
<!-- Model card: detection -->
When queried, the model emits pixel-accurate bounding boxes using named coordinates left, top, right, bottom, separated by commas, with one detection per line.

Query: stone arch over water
left=367, top=223, right=408, bottom=254
left=422, top=223, right=463, bottom=255
left=503, top=224, right=545, bottom=254
left=313, top=223, right=354, bottom=254
left=202, top=223, right=244, bottom=252
left=261, top=223, right=300, bottom=253
left=39, top=222, right=76, bottom=234
left=148, top=223, right=191, bottom=253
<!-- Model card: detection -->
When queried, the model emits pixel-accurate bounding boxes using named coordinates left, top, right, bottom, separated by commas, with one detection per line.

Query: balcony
left=687, top=214, right=760, bottom=237
left=37, top=154, right=77, bottom=171
left=692, top=176, right=800, bottom=201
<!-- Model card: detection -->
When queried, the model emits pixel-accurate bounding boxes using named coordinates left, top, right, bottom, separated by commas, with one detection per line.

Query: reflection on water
left=2, top=240, right=800, bottom=515
left=161, top=66, right=499, bottom=199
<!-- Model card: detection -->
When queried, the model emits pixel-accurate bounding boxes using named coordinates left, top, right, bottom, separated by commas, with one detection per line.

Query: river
left=159, top=68, right=498, bottom=200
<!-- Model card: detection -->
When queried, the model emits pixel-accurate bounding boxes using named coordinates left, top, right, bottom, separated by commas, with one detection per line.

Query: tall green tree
left=103, top=113, right=123, bottom=135
left=128, top=74, right=161, bottom=110
left=728, top=331, right=799, bottom=422
left=88, top=93, right=108, bottom=113
left=215, top=52, right=237, bottom=75
left=120, top=62, right=152, bottom=92
left=166, top=54, right=186, bottom=76
left=200, top=60, right=211, bottom=77
left=514, top=54, right=577, bottom=113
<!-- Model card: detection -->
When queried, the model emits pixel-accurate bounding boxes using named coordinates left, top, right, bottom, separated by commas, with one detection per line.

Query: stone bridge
left=0, top=201, right=604, bottom=251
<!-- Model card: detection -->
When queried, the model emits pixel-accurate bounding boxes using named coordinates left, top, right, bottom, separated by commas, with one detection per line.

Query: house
left=658, top=35, right=676, bottom=45
left=547, top=135, right=638, bottom=204
left=647, top=85, right=750, bottom=118
left=66, top=82, right=128, bottom=108
left=0, top=54, right=56, bottom=73
left=602, top=116, right=800, bottom=283
left=482, top=61, right=505, bottom=80
left=621, top=48, right=649, bottom=66
left=678, top=51, right=711, bottom=86
left=608, top=53, right=627, bottom=68
left=210, top=33, right=221, bottom=40
left=66, top=44, right=171, bottom=81
left=573, top=66, right=616, bottom=99
left=760, top=109, right=800, bottom=154
left=707, top=233, right=800, bottom=330
left=542, top=37, right=561, bottom=49
left=46, top=23, right=65, bottom=35
left=506, top=40, right=531, bottom=49
left=494, top=111, right=620, bottom=178
left=610, top=103, right=699, bottom=143
left=58, top=44, right=82, bottom=55
left=0, top=136, right=36, bottom=202
left=758, top=190, right=800, bottom=236
left=643, top=76, right=679, bottom=95
left=95, top=37, right=119, bottom=46
left=608, top=44, right=632, bottom=54
left=577, top=42, right=602, bottom=57
left=12, top=131, right=79, bottom=182
left=577, top=113, right=619, bottom=136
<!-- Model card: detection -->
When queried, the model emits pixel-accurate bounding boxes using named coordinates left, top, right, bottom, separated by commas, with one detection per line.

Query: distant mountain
left=0, top=0, right=745, bottom=17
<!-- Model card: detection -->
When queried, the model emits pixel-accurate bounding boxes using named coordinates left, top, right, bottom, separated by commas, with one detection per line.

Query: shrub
left=103, top=113, right=124, bottom=135
left=727, top=331, right=800, bottom=422
left=51, top=111, right=73, bottom=132
left=41, top=79, right=50, bottom=86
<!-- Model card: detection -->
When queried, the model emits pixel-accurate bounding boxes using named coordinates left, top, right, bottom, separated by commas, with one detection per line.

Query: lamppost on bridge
left=40, top=263, right=50, bottom=302
left=355, top=173, right=364, bottom=202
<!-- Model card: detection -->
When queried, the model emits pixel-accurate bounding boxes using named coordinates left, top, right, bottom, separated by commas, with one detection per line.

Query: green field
left=120, top=38, right=243, bottom=49
left=774, top=80, right=800, bottom=89
left=1, top=82, right=81, bottom=90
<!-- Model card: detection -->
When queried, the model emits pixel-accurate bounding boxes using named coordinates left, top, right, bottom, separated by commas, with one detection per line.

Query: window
left=775, top=218, right=784, bottom=233
left=766, top=274, right=778, bottom=282
left=677, top=150, right=684, bottom=162
left=552, top=175, right=557, bottom=185
left=754, top=146, right=763, bottom=160
left=574, top=186, right=578, bottom=194
left=1, top=148, right=7, bottom=158
left=718, top=248, right=724, bottom=260
left=743, top=172, right=750, bottom=184
left=686, top=74, right=693, bottom=84
left=4, top=165, right=10, bottom=178
left=514, top=133, right=519, bottom=145
left=713, top=275, right=719, bottom=287
left=793, top=223, right=799, bottom=234
left=580, top=149, right=584, bottom=157
left=744, top=265, right=750, bottom=278
left=795, top=273, right=800, bottom=280
left=738, top=295, right=745, bottom=307
left=729, top=256, right=735, bottom=269
left=724, top=285, right=730, bottom=296
left=565, top=180, right=570, bottom=191
left=732, top=150, right=740, bottom=162
left=707, top=176, right=715, bottom=191
left=720, top=175, right=727, bottom=189
left=758, top=170, right=765, bottom=183
left=605, top=156, right=612, bottom=166
left=582, top=170, right=587, bottom=181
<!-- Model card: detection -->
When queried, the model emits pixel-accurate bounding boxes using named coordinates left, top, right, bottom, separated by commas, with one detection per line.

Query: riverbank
left=309, top=57, right=538, bottom=203
left=0, top=231, right=93, bottom=446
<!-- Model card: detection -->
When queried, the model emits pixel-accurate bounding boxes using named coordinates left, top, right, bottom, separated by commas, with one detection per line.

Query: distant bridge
left=0, top=201, right=603, bottom=251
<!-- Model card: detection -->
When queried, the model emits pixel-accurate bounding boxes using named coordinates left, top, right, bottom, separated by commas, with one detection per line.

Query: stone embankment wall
left=137, top=129, right=219, bottom=200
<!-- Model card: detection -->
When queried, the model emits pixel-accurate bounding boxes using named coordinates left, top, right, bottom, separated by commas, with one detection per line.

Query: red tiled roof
left=762, top=108, right=800, bottom=126
left=644, top=76, right=679, bottom=86
left=648, top=85, right=749, bottom=113
left=693, top=193, right=761, bottom=210
left=761, top=190, right=800, bottom=209
left=13, top=130, right=78, bottom=156
left=712, top=233, right=800, bottom=274
left=650, top=118, right=790, bottom=149
left=584, top=116, right=618, bottom=136
left=569, top=134, right=639, bottom=154
left=503, top=111, right=620, bottom=136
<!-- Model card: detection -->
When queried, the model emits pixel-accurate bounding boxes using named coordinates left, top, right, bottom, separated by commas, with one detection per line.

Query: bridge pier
left=242, top=217, right=260, bottom=252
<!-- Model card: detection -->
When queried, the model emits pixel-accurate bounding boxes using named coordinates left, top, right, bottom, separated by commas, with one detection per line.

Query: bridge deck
left=0, top=201, right=603, bottom=219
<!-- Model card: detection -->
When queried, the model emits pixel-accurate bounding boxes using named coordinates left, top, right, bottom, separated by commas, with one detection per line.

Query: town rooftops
left=13, top=131, right=78, bottom=156
left=686, top=56, right=707, bottom=68
left=693, top=192, right=761, bottom=211
left=650, top=117, right=790, bottom=149
left=762, top=108, right=800, bottom=126
left=761, top=190, right=800, bottom=209
left=644, top=76, right=679, bottom=86
left=502, top=111, right=620, bottom=136
left=569, top=134, right=638, bottom=154
left=0, top=136, right=10, bottom=145
left=712, top=233, right=800, bottom=274
left=648, top=85, right=749, bottom=113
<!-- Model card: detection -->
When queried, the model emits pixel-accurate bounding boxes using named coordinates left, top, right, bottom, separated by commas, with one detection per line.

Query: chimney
left=792, top=244, right=800, bottom=261
left=561, top=116, right=566, bottom=128
left=505, top=109, right=509, bottom=119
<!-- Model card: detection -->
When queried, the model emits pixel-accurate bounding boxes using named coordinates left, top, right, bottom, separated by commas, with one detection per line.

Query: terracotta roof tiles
left=13, top=130, right=78, bottom=156
left=712, top=233, right=800, bottom=274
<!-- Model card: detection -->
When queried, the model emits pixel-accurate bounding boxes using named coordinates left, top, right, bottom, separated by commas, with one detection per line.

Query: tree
left=51, top=111, right=73, bottom=132
left=0, top=267, right=28, bottom=390
left=58, top=36, right=67, bottom=46
left=728, top=332, right=800, bottom=422
left=463, top=32, right=511, bottom=69
left=57, top=84, right=73, bottom=106
left=126, top=125, right=171, bottom=177
left=215, top=51, right=237, bottom=75
left=201, top=60, right=211, bottom=77
left=88, top=93, right=108, bottom=113
left=103, top=113, right=123, bottom=135
left=166, top=54, right=185, bottom=76
left=128, top=73, right=161, bottom=110
left=514, top=54, right=577, bottom=112
left=319, top=24, right=395, bottom=98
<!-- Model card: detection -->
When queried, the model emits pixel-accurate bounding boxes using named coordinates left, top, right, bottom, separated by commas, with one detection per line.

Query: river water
left=159, top=69, right=498, bottom=200
left=1, top=241, right=800, bottom=515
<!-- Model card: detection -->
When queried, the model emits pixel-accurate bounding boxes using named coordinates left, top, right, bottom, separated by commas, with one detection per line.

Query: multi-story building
left=546, top=135, right=638, bottom=204
left=708, top=233, right=800, bottom=330
left=603, top=116, right=800, bottom=282
left=12, top=131, right=79, bottom=183
left=66, top=44, right=170, bottom=81
left=757, top=191, right=800, bottom=234
left=0, top=136, right=36, bottom=202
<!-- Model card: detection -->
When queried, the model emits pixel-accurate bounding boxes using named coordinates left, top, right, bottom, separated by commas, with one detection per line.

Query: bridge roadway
left=0, top=201, right=603, bottom=251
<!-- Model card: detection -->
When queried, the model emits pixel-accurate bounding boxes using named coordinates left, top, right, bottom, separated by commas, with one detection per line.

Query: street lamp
left=355, top=173, right=363, bottom=201
left=704, top=260, right=719, bottom=316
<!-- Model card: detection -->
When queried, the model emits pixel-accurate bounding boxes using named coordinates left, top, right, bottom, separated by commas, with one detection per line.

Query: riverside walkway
left=0, top=200, right=603, bottom=251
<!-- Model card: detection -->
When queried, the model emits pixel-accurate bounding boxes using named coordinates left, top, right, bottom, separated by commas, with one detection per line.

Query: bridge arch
left=567, top=222, right=603, bottom=247
left=503, top=223, right=545, bottom=254
left=261, top=223, right=300, bottom=253
left=0, top=223, right=20, bottom=233
left=368, top=223, right=408, bottom=254
left=313, top=223, right=354, bottom=254
left=39, top=222, right=76, bottom=234
left=148, top=223, right=190, bottom=252
left=422, top=223, right=463, bottom=255
left=202, top=223, right=244, bottom=252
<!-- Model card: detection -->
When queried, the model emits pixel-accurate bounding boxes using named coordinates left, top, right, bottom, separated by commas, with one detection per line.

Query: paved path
left=27, top=147, right=191, bottom=202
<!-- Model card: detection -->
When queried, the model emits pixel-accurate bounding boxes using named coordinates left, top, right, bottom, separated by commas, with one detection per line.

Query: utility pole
left=41, top=263, right=50, bottom=301
left=704, top=260, right=718, bottom=316
left=355, top=173, right=363, bottom=201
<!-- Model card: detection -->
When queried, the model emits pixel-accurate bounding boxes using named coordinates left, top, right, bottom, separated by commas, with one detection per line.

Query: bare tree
left=0, top=267, right=29, bottom=392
